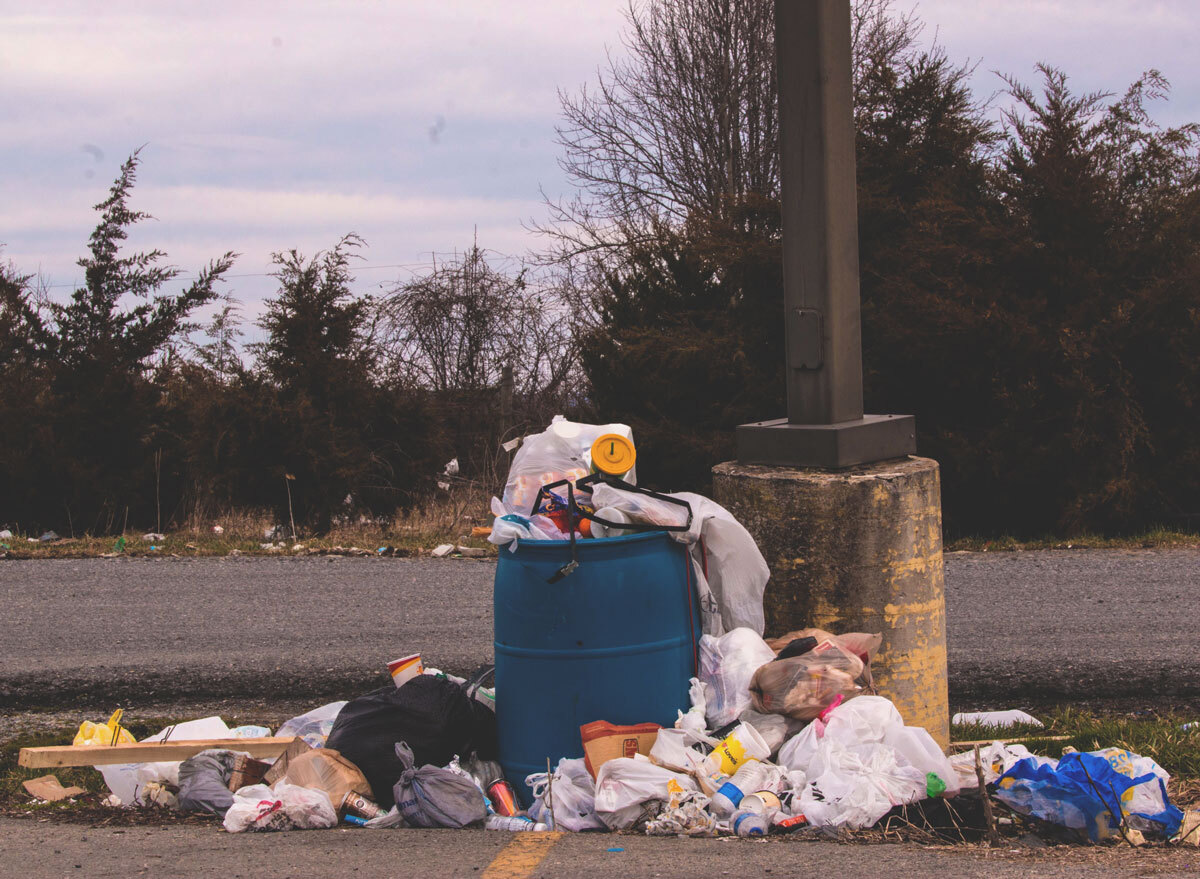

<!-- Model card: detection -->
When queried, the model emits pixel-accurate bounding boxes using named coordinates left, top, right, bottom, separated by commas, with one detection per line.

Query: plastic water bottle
left=485, top=815, right=549, bottom=832
left=710, top=761, right=769, bottom=817
left=731, top=808, right=771, bottom=837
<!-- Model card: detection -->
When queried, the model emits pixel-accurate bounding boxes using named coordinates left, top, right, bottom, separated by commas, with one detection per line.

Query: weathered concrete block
left=713, top=456, right=948, bottom=746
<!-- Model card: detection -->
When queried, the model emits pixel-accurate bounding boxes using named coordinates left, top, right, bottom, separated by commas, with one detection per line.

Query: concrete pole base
left=713, top=456, right=949, bottom=747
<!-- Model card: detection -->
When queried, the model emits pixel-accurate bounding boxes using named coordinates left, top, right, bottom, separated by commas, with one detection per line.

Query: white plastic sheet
left=699, top=628, right=776, bottom=729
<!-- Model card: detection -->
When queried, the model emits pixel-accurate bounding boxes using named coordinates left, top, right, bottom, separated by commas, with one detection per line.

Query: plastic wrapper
left=526, top=757, right=606, bottom=832
left=275, top=702, right=347, bottom=743
left=995, top=748, right=1183, bottom=841
left=699, top=628, right=776, bottom=729
left=738, top=708, right=791, bottom=756
left=593, top=756, right=698, bottom=830
left=223, top=783, right=338, bottom=832
left=749, top=640, right=865, bottom=720
left=589, top=484, right=688, bottom=530
left=951, top=709, right=1043, bottom=728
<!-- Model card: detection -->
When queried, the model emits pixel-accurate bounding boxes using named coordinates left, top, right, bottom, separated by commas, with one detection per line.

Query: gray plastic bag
left=178, top=749, right=244, bottom=816
left=391, top=742, right=486, bottom=828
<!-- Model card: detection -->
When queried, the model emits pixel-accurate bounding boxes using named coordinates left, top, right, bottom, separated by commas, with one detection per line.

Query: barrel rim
left=498, top=530, right=676, bottom=556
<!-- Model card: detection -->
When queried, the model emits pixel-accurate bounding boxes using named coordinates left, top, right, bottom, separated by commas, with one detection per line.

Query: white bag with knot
left=223, top=783, right=338, bottom=832
left=526, top=757, right=606, bottom=832
left=593, top=756, right=697, bottom=830
left=699, top=628, right=776, bottom=729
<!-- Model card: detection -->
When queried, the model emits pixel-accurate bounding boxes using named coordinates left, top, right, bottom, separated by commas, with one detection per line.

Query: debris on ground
left=22, top=774, right=87, bottom=802
left=8, top=417, right=1196, bottom=852
left=952, top=710, right=1044, bottom=728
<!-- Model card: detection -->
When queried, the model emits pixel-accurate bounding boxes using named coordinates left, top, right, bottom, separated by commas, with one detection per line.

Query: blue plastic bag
left=994, top=749, right=1183, bottom=841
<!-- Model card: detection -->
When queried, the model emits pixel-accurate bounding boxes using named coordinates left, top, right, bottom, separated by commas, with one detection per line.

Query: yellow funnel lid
left=591, top=433, right=636, bottom=476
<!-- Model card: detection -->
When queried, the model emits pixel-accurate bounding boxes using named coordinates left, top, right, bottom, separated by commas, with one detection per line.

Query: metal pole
left=736, top=0, right=914, bottom=468
left=776, top=0, right=863, bottom=425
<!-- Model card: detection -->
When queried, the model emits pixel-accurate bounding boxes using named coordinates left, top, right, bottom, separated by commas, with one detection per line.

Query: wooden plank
left=948, top=735, right=1069, bottom=751
left=19, top=736, right=298, bottom=769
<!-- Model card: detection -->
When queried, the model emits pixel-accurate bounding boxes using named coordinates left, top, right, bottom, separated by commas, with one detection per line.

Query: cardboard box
left=228, top=754, right=271, bottom=792
left=580, top=720, right=662, bottom=778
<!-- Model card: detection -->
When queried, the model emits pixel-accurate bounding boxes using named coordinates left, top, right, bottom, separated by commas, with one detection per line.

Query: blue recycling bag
left=994, top=749, right=1183, bottom=841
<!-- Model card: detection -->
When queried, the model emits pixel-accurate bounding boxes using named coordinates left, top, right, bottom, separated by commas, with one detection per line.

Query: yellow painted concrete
left=481, top=831, right=564, bottom=879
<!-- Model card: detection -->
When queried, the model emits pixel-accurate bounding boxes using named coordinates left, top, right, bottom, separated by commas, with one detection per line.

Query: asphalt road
left=1, top=549, right=1198, bottom=711
left=1, top=818, right=1195, bottom=879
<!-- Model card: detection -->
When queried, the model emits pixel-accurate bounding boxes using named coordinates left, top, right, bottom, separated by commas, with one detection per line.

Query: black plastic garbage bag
left=177, top=749, right=242, bottom=816
left=326, top=676, right=498, bottom=808
left=392, top=742, right=486, bottom=828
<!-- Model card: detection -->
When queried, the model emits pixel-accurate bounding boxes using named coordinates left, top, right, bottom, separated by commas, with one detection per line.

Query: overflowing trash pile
left=21, top=417, right=1195, bottom=846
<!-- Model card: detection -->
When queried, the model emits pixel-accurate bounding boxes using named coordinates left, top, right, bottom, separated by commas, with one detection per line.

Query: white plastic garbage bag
left=593, top=756, right=697, bottom=830
left=699, top=628, right=776, bottom=729
left=780, top=695, right=904, bottom=773
left=670, top=493, right=769, bottom=636
left=223, top=782, right=338, bottom=832
left=500, top=417, right=636, bottom=517
left=798, top=739, right=928, bottom=829
left=883, top=725, right=960, bottom=796
left=649, top=728, right=713, bottom=776
left=526, top=757, right=606, bottom=832
left=100, top=716, right=232, bottom=806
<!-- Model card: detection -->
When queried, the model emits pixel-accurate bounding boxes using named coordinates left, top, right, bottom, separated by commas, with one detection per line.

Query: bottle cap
left=590, top=434, right=636, bottom=476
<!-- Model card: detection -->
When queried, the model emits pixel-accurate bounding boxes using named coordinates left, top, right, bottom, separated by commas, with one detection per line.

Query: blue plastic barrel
left=494, top=531, right=701, bottom=804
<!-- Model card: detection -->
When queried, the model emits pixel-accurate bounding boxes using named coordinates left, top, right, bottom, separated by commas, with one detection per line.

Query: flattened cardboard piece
left=23, top=774, right=86, bottom=801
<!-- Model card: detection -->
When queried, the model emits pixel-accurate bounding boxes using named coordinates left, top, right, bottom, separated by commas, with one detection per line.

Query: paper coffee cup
left=388, top=654, right=424, bottom=687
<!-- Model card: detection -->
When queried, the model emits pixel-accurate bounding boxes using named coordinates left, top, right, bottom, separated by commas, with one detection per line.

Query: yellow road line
left=481, top=831, right=564, bottom=879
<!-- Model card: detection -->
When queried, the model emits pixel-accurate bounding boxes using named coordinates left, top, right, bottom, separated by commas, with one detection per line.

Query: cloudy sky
left=2, top=0, right=1196, bottom=335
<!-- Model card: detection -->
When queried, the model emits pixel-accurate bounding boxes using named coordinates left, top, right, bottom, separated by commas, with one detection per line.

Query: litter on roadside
left=952, top=709, right=1044, bottom=728
left=15, top=416, right=1196, bottom=849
